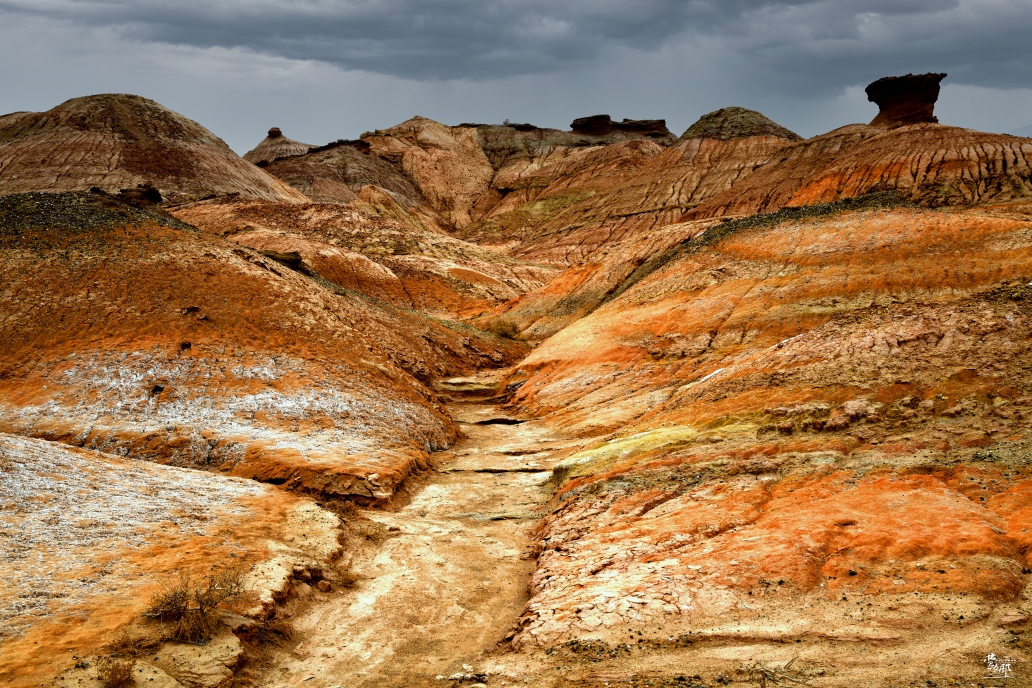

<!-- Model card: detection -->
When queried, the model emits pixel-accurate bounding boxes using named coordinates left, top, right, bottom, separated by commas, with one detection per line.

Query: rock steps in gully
left=2, top=73, right=1032, bottom=687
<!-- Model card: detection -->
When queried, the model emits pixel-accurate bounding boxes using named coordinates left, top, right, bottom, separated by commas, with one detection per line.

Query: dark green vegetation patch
left=0, top=190, right=194, bottom=237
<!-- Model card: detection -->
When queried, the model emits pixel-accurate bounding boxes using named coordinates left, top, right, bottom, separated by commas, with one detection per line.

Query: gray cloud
left=3, top=0, right=1031, bottom=96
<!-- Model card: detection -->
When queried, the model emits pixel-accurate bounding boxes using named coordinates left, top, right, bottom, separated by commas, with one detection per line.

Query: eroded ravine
left=258, top=375, right=583, bottom=687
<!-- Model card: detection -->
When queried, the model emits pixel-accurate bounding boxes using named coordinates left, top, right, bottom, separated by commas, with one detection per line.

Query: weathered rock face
left=504, top=200, right=1032, bottom=682
left=470, top=118, right=677, bottom=171
left=242, top=127, right=314, bottom=166
left=261, top=139, right=425, bottom=207
left=867, top=72, right=947, bottom=127
left=0, top=191, right=522, bottom=502
left=0, top=95, right=305, bottom=203
left=461, top=108, right=799, bottom=267
left=363, top=116, right=495, bottom=229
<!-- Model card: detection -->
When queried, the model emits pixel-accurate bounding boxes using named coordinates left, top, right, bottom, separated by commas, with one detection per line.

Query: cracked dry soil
left=257, top=385, right=583, bottom=687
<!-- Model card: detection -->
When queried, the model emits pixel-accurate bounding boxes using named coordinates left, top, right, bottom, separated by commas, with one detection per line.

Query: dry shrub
left=486, top=318, right=520, bottom=340
left=96, top=657, right=136, bottom=688
left=145, top=567, right=247, bottom=643
left=103, top=628, right=160, bottom=658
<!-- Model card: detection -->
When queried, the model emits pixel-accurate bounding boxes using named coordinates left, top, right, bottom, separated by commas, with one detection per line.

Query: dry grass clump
left=255, top=616, right=295, bottom=645
left=145, top=567, right=246, bottom=643
left=103, top=627, right=161, bottom=658
left=96, top=657, right=136, bottom=688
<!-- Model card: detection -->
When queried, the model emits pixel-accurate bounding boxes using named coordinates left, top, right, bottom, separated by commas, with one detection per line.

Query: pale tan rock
left=154, top=635, right=242, bottom=688
left=365, top=116, right=494, bottom=229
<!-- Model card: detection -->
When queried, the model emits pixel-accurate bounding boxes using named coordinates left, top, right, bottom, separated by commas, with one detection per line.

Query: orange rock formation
left=5, top=83, right=1032, bottom=687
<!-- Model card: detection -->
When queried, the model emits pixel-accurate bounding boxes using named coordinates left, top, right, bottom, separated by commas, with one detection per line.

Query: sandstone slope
left=472, top=109, right=802, bottom=338
left=171, top=195, right=558, bottom=320
left=0, top=191, right=523, bottom=501
left=496, top=198, right=1032, bottom=683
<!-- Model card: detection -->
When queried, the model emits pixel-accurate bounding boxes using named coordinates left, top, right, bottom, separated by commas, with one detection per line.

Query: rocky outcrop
left=867, top=72, right=947, bottom=127
left=679, top=106, right=803, bottom=141
left=468, top=118, right=678, bottom=171
left=363, top=117, right=495, bottom=229
left=0, top=95, right=305, bottom=203
left=242, top=127, right=313, bottom=166
left=570, top=114, right=675, bottom=142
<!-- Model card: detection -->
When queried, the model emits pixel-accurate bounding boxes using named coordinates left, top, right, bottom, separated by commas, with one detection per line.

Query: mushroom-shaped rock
left=866, top=73, right=947, bottom=127
left=680, top=107, right=802, bottom=142
left=243, top=127, right=314, bottom=166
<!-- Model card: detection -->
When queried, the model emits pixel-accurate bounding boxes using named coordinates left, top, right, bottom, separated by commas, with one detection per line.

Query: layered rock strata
left=260, top=139, right=426, bottom=207
left=461, top=108, right=801, bottom=266
left=686, top=124, right=1032, bottom=219
left=0, top=191, right=521, bottom=501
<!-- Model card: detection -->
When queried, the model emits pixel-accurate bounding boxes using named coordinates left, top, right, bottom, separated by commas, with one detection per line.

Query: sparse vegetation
left=487, top=318, right=520, bottom=340
left=145, top=567, right=246, bottom=643
left=96, top=657, right=136, bottom=688
left=739, top=658, right=809, bottom=687
left=103, top=628, right=160, bottom=658
left=254, top=616, right=294, bottom=645
left=337, top=568, right=360, bottom=589
left=322, top=499, right=360, bottom=522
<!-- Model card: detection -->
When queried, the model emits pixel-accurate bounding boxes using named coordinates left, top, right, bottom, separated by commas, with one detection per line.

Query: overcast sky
left=2, top=0, right=1031, bottom=154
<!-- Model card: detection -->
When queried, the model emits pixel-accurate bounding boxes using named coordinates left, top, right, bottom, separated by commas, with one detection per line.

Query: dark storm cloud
left=3, top=0, right=1031, bottom=93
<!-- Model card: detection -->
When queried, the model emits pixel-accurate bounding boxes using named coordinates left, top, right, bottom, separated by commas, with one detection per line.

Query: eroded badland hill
left=3, top=76, right=1032, bottom=687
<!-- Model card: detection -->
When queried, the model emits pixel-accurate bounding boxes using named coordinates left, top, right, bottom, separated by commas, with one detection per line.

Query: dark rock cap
left=865, top=73, right=946, bottom=127
left=267, top=127, right=283, bottom=138
left=680, top=107, right=802, bottom=142
left=570, top=114, right=672, bottom=138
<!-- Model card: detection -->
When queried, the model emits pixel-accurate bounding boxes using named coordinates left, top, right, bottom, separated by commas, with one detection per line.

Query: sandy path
left=257, top=393, right=581, bottom=687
